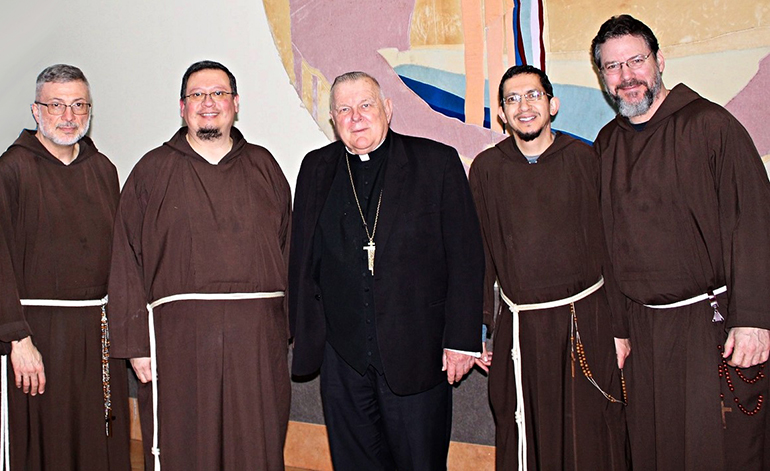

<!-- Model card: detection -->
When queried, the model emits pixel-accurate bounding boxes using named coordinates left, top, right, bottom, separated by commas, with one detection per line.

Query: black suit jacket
left=289, top=131, right=484, bottom=395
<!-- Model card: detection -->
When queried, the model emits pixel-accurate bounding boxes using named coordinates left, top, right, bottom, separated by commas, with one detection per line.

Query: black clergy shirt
left=315, top=133, right=390, bottom=374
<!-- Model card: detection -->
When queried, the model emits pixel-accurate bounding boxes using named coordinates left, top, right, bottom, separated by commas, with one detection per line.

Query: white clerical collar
left=345, top=136, right=386, bottom=162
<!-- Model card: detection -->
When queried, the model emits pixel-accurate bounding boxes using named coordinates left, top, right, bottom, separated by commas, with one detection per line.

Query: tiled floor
left=130, top=439, right=313, bottom=471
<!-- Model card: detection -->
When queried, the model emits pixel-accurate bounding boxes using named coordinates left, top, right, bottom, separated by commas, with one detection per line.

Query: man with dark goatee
left=109, top=60, right=292, bottom=470
left=469, top=65, right=628, bottom=470
left=592, top=14, right=770, bottom=471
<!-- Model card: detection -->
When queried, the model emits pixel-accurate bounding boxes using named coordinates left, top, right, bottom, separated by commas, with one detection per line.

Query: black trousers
left=320, top=343, right=452, bottom=471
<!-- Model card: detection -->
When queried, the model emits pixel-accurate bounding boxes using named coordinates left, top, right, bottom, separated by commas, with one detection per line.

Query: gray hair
left=35, top=64, right=90, bottom=101
left=329, top=71, right=385, bottom=111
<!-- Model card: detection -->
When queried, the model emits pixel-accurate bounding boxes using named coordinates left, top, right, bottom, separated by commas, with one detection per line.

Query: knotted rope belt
left=0, top=296, right=110, bottom=471
left=499, top=278, right=604, bottom=471
left=145, top=291, right=285, bottom=471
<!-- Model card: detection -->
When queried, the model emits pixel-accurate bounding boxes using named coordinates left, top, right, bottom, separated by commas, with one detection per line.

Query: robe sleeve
left=270, top=155, right=292, bottom=340
left=440, top=149, right=484, bottom=352
left=589, top=147, right=630, bottom=339
left=468, top=158, right=501, bottom=334
left=712, top=114, right=770, bottom=330
left=598, top=208, right=631, bottom=339
left=108, top=171, right=151, bottom=358
left=0, top=161, right=32, bottom=344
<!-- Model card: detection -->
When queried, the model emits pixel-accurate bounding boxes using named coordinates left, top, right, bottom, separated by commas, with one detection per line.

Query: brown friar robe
left=596, top=84, right=770, bottom=471
left=108, top=127, right=291, bottom=471
left=469, top=133, right=628, bottom=470
left=0, top=129, right=131, bottom=471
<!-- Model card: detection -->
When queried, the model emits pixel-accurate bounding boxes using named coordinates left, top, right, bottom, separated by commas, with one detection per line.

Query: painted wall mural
left=263, top=0, right=769, bottom=170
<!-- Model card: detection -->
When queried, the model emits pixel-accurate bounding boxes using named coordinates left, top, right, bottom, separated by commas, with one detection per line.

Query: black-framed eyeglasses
left=601, top=53, right=653, bottom=75
left=34, top=101, right=91, bottom=116
left=501, top=90, right=551, bottom=106
left=183, top=91, right=235, bottom=103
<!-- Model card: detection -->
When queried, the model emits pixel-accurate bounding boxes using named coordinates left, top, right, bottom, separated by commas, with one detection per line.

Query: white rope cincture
left=644, top=285, right=727, bottom=323
left=499, top=277, right=604, bottom=471
left=145, top=291, right=285, bottom=471
left=0, top=296, right=109, bottom=471
left=643, top=285, right=727, bottom=309
left=1, top=355, right=9, bottom=471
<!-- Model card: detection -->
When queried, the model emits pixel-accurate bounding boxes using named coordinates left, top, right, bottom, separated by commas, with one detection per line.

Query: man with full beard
left=0, top=64, right=132, bottom=470
left=469, top=65, right=628, bottom=470
left=109, top=60, right=292, bottom=470
left=592, top=15, right=770, bottom=470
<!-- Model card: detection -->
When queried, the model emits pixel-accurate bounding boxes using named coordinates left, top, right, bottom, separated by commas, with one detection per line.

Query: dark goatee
left=514, top=127, right=543, bottom=142
left=197, top=128, right=223, bottom=141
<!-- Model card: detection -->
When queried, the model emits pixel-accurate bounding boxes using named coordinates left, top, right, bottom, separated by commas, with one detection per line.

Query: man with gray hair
left=0, top=64, right=131, bottom=470
left=592, top=15, right=770, bottom=470
left=290, top=71, right=484, bottom=470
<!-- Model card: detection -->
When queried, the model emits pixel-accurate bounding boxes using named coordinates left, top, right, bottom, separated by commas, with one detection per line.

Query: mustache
left=616, top=79, right=647, bottom=90
left=56, top=121, right=78, bottom=128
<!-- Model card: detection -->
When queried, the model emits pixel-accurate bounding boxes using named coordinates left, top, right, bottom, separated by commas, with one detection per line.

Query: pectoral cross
left=364, top=241, right=376, bottom=275
left=720, top=399, right=732, bottom=429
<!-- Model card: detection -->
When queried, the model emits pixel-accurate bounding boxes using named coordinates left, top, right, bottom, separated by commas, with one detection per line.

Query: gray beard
left=610, top=70, right=662, bottom=119
left=38, top=116, right=91, bottom=146
left=197, top=127, right=222, bottom=141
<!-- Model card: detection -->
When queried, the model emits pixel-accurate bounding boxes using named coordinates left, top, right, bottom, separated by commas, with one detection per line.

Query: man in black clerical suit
left=289, top=71, right=484, bottom=470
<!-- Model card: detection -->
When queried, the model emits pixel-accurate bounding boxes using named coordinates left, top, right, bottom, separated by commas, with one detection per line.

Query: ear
left=383, top=98, right=393, bottom=124
left=233, top=94, right=240, bottom=113
left=655, top=50, right=665, bottom=74
left=497, top=106, right=507, bottom=125
left=179, top=99, right=185, bottom=119
left=30, top=103, right=41, bottom=125
left=549, top=96, right=560, bottom=117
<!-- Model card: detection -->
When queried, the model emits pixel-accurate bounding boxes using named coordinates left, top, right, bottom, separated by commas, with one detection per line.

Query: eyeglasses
left=34, top=101, right=91, bottom=116
left=601, top=53, right=653, bottom=75
left=183, top=91, right=235, bottom=103
left=501, top=90, right=550, bottom=106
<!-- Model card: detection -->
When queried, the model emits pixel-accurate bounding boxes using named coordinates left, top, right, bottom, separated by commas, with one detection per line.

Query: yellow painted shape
left=547, top=0, right=770, bottom=56
left=300, top=60, right=335, bottom=141
left=262, top=0, right=295, bottom=83
left=411, top=0, right=464, bottom=46
left=379, top=45, right=467, bottom=74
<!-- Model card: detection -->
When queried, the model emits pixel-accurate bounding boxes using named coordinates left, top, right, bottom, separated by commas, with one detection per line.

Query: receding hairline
left=329, top=72, right=385, bottom=111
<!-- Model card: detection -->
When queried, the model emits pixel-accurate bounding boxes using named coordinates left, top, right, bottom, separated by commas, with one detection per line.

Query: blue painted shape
left=398, top=75, right=494, bottom=128
left=395, top=64, right=466, bottom=98
left=395, top=65, right=490, bottom=106
left=551, top=84, right=616, bottom=142
left=513, top=0, right=522, bottom=66
left=399, top=75, right=465, bottom=121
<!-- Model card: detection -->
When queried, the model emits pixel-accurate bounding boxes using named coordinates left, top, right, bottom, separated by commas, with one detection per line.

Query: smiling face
left=498, top=73, right=558, bottom=144
left=32, top=80, right=91, bottom=148
left=330, top=77, right=392, bottom=155
left=180, top=68, right=239, bottom=141
left=599, top=34, right=666, bottom=122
